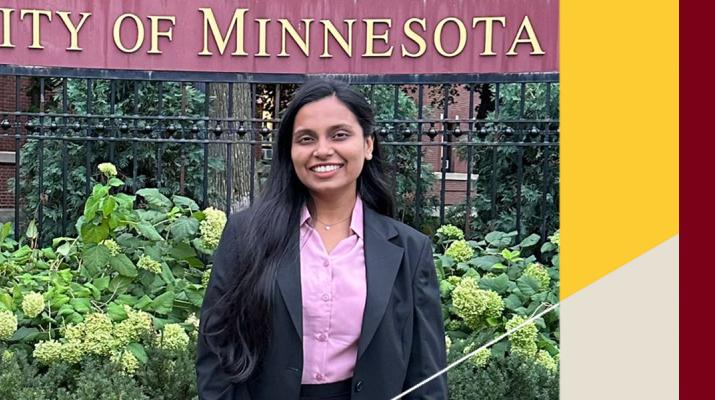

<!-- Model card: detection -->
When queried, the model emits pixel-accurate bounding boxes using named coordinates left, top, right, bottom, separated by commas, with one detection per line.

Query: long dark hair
left=202, top=78, right=394, bottom=382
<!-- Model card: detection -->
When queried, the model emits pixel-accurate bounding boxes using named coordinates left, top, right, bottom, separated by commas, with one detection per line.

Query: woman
left=197, top=79, right=447, bottom=400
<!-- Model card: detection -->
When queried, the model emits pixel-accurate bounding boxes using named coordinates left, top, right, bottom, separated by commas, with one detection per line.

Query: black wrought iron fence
left=0, top=67, right=558, bottom=247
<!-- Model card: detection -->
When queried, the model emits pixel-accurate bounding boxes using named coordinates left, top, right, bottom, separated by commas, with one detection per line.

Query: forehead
left=293, top=96, right=360, bottom=131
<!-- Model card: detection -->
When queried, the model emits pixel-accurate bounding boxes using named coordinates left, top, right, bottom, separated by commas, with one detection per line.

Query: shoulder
left=364, top=208, right=432, bottom=254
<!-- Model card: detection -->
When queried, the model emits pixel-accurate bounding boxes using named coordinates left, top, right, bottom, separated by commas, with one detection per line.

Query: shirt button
left=316, top=332, right=327, bottom=342
left=323, top=259, right=330, bottom=267
left=321, top=293, right=330, bottom=302
left=314, top=372, right=324, bottom=381
left=354, top=380, right=364, bottom=392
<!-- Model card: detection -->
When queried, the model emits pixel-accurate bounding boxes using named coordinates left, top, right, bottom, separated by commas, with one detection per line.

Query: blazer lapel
left=357, top=207, right=404, bottom=359
left=276, top=227, right=303, bottom=339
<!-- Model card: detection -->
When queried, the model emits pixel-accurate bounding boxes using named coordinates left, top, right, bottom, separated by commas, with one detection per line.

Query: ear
left=365, top=135, right=374, bottom=156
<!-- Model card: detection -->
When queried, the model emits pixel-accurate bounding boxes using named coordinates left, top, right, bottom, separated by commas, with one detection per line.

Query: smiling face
left=290, top=95, right=374, bottom=199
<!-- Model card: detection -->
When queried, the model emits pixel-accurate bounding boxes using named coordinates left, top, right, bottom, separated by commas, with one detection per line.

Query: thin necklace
left=314, top=215, right=351, bottom=231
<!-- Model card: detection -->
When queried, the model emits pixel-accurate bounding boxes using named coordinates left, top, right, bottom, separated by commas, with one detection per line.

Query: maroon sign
left=0, top=0, right=558, bottom=74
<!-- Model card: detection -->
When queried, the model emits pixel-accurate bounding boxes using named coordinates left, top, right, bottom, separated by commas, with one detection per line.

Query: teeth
left=312, top=165, right=341, bottom=173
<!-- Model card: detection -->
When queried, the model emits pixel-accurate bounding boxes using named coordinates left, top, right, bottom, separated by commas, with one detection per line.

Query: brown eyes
left=295, top=131, right=349, bottom=143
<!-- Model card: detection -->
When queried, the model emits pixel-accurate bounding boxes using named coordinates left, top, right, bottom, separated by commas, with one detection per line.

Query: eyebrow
left=293, top=124, right=354, bottom=137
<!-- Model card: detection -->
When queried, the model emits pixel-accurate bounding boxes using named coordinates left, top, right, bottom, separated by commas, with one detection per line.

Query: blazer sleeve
left=196, top=212, right=252, bottom=400
left=402, top=236, right=448, bottom=399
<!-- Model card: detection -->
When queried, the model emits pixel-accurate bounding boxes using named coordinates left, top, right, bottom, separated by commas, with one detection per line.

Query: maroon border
left=681, top=1, right=708, bottom=398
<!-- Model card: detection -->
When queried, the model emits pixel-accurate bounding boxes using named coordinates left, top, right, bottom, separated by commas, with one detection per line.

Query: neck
left=309, top=186, right=357, bottom=223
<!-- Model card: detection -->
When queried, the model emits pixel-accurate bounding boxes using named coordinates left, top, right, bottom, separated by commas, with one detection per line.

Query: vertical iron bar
left=465, top=84, right=475, bottom=237
left=415, top=84, right=424, bottom=229
left=226, top=143, right=233, bottom=214
left=156, top=81, right=163, bottom=188
left=249, top=83, right=256, bottom=205
left=109, top=80, right=116, bottom=163
left=61, top=78, right=68, bottom=237
left=85, top=79, right=92, bottom=198
left=132, top=81, right=139, bottom=193
left=540, top=82, right=554, bottom=244
left=14, top=76, right=20, bottom=240
left=37, top=77, right=45, bottom=244
left=391, top=85, right=399, bottom=211
left=439, top=85, right=449, bottom=225
left=202, top=82, right=210, bottom=208
left=490, top=83, right=500, bottom=225
left=514, top=82, right=527, bottom=240
left=226, top=82, right=234, bottom=212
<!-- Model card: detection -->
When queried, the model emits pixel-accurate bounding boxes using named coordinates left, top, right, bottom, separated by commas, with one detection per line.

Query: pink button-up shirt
left=299, top=196, right=367, bottom=384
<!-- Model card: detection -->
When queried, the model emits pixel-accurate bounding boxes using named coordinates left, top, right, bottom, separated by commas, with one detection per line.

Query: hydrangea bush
left=434, top=225, right=560, bottom=397
left=0, top=162, right=223, bottom=394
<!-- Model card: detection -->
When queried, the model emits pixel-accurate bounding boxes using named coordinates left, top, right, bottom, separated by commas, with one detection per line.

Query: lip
left=308, top=163, right=344, bottom=177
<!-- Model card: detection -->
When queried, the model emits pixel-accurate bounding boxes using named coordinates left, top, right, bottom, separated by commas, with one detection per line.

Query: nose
left=313, top=137, right=334, bottom=158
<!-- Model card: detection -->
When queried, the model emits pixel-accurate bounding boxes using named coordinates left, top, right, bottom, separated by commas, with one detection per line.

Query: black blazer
left=197, top=206, right=448, bottom=399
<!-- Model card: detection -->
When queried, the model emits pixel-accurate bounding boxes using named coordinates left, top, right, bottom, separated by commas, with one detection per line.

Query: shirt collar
left=300, top=195, right=364, bottom=239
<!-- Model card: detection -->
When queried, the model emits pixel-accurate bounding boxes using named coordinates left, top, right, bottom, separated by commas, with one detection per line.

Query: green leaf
left=56, top=304, right=75, bottom=317
left=82, top=244, right=111, bottom=275
left=9, top=327, right=40, bottom=343
left=110, top=254, right=138, bottom=277
left=108, top=177, right=124, bottom=187
left=114, top=193, right=136, bottom=208
left=169, top=242, right=197, bottom=260
left=478, top=273, right=510, bottom=294
left=172, top=195, right=199, bottom=211
left=126, top=342, right=149, bottom=364
left=109, top=275, right=133, bottom=294
left=485, top=231, right=512, bottom=247
left=134, top=295, right=153, bottom=310
left=81, top=221, right=110, bottom=243
left=438, top=255, right=455, bottom=268
left=160, top=263, right=176, bottom=285
left=70, top=298, right=91, bottom=313
left=439, top=280, right=453, bottom=298
left=101, top=196, right=116, bottom=216
left=25, top=220, right=38, bottom=240
left=472, top=255, right=501, bottom=270
left=50, top=294, right=70, bottom=308
left=83, top=196, right=99, bottom=221
left=518, top=234, right=540, bottom=248
left=56, top=242, right=72, bottom=257
left=93, top=276, right=110, bottom=291
left=0, top=222, right=11, bottom=244
left=0, top=292, right=13, bottom=311
left=169, top=216, right=199, bottom=241
left=136, top=221, right=163, bottom=241
left=516, top=275, right=540, bottom=297
left=540, top=241, right=557, bottom=253
left=107, top=302, right=128, bottom=321
left=504, top=293, right=523, bottom=311
left=137, top=188, right=172, bottom=210
left=149, top=291, right=175, bottom=315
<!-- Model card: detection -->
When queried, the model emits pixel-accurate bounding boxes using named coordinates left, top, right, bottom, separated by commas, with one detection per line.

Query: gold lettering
left=255, top=18, right=270, bottom=57
left=113, top=13, right=144, bottom=53
left=20, top=9, right=52, bottom=49
left=278, top=19, right=313, bottom=57
left=506, top=15, right=545, bottom=56
left=401, top=18, right=426, bottom=58
left=363, top=19, right=393, bottom=57
left=0, top=8, right=14, bottom=48
left=56, top=11, right=91, bottom=51
left=471, top=17, right=505, bottom=56
left=434, top=17, right=467, bottom=57
left=147, top=15, right=175, bottom=54
left=199, top=8, right=248, bottom=56
left=320, top=19, right=354, bottom=58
